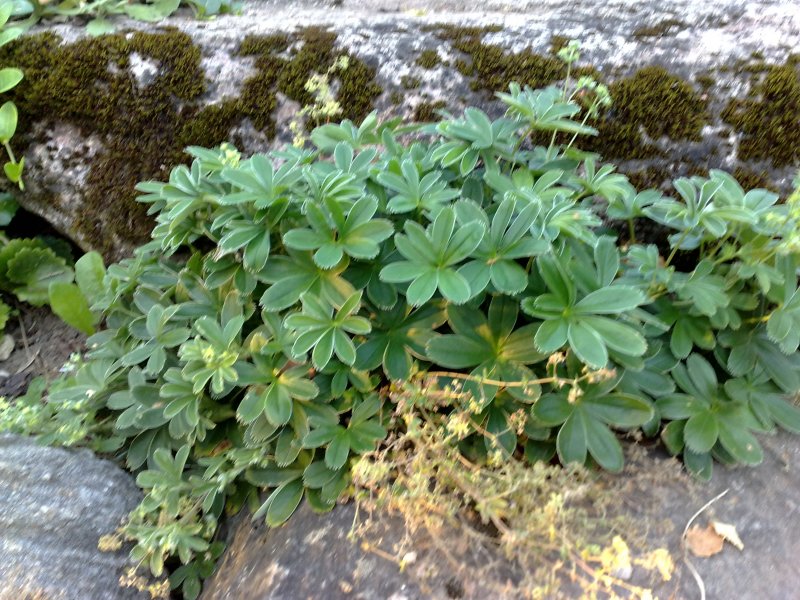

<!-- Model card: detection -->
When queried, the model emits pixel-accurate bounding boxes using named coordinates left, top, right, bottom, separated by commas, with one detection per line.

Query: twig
left=15, top=348, right=40, bottom=375
left=13, top=313, right=42, bottom=375
left=681, top=488, right=729, bottom=600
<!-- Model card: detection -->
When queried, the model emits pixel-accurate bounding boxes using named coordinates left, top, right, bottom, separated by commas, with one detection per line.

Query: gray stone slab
left=0, top=435, right=151, bottom=600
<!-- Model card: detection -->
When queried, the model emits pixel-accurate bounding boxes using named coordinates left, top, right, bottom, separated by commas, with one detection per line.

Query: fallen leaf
left=685, top=524, right=724, bottom=557
left=711, top=520, right=744, bottom=551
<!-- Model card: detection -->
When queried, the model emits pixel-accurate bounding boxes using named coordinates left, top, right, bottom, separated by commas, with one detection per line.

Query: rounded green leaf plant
left=30, top=47, right=800, bottom=598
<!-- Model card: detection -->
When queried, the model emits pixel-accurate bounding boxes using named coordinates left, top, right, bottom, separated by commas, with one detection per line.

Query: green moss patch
left=721, top=62, right=800, bottom=167
left=433, top=25, right=590, bottom=92
left=589, top=66, right=708, bottom=159
left=431, top=27, right=706, bottom=162
left=416, top=49, right=441, bottom=69
left=0, top=27, right=381, bottom=257
left=632, top=19, right=686, bottom=39
left=413, top=100, right=446, bottom=122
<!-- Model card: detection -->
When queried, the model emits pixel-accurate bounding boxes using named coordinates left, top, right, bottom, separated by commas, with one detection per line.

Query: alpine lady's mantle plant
left=15, top=41, right=800, bottom=597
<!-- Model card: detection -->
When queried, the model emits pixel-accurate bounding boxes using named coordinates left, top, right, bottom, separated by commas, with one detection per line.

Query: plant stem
left=664, top=229, right=692, bottom=269
left=627, top=218, right=636, bottom=244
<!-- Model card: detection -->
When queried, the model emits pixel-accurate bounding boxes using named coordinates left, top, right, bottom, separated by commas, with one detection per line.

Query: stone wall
left=3, top=0, right=799, bottom=257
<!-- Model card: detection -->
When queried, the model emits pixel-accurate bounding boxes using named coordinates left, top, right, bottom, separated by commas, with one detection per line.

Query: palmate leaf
left=672, top=260, right=730, bottom=318
left=454, top=197, right=548, bottom=295
left=284, top=291, right=371, bottom=369
left=764, top=256, right=800, bottom=353
left=356, top=302, right=446, bottom=380
left=534, top=377, right=653, bottom=472
left=657, top=354, right=766, bottom=474
left=717, top=327, right=800, bottom=393
left=219, top=153, right=302, bottom=208
left=724, top=376, right=800, bottom=434
left=283, top=196, right=393, bottom=268
left=496, top=83, right=598, bottom=136
left=380, top=207, right=485, bottom=306
left=303, top=394, right=387, bottom=469
left=236, top=359, right=319, bottom=426
left=426, top=296, right=547, bottom=404
left=376, top=157, right=459, bottom=213
left=259, top=250, right=356, bottom=312
left=522, top=254, right=648, bottom=368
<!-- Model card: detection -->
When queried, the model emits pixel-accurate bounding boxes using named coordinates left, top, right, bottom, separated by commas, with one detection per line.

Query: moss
left=549, top=35, right=570, bottom=55
left=401, top=75, right=422, bottom=89
left=416, top=49, right=441, bottom=69
left=625, top=166, right=673, bottom=192
left=454, top=58, right=473, bottom=77
left=587, top=66, right=708, bottom=159
left=414, top=100, right=447, bottom=122
left=434, top=26, right=573, bottom=92
left=695, top=74, right=715, bottom=89
left=632, top=18, right=686, bottom=39
left=237, top=27, right=381, bottom=131
left=0, top=27, right=381, bottom=257
left=732, top=167, right=779, bottom=193
left=433, top=25, right=597, bottom=94
left=721, top=62, right=800, bottom=167
left=389, top=91, right=404, bottom=106
left=0, top=29, right=211, bottom=255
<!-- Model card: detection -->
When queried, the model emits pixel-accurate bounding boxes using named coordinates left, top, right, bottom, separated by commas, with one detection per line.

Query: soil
left=0, top=305, right=85, bottom=398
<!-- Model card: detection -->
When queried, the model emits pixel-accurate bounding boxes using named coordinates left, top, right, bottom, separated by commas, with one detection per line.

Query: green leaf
left=717, top=420, right=763, bottom=466
left=584, top=393, right=653, bottom=428
left=48, top=282, right=95, bottom=335
left=683, top=410, right=719, bottom=453
left=684, top=449, right=713, bottom=481
left=584, top=417, right=624, bottom=472
left=85, top=18, right=117, bottom=36
left=263, top=479, right=304, bottom=527
left=556, top=411, right=587, bottom=465
left=3, top=157, right=23, bottom=187
left=0, top=68, right=22, bottom=94
left=426, top=335, right=489, bottom=369
left=325, top=431, right=351, bottom=470
left=436, top=269, right=472, bottom=304
left=264, top=384, right=293, bottom=426
left=0, top=101, right=17, bottom=143
left=533, top=318, right=569, bottom=353
left=75, top=252, right=106, bottom=305
left=574, top=286, right=646, bottom=315
left=7, top=247, right=73, bottom=306
left=582, top=316, right=647, bottom=357
left=567, top=320, right=607, bottom=369
left=533, top=393, right=572, bottom=425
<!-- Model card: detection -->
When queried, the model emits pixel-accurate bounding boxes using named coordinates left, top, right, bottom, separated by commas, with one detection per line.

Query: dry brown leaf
left=685, top=524, right=724, bottom=557
left=711, top=521, right=744, bottom=551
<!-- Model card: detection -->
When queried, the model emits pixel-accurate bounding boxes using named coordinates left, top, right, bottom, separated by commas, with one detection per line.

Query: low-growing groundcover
left=3, top=44, right=800, bottom=597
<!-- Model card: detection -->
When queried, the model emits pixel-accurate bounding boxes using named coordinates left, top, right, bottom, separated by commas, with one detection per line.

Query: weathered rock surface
left=4, top=0, right=799, bottom=257
left=0, top=434, right=153, bottom=599
left=201, top=431, right=800, bottom=600
left=200, top=502, right=428, bottom=600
